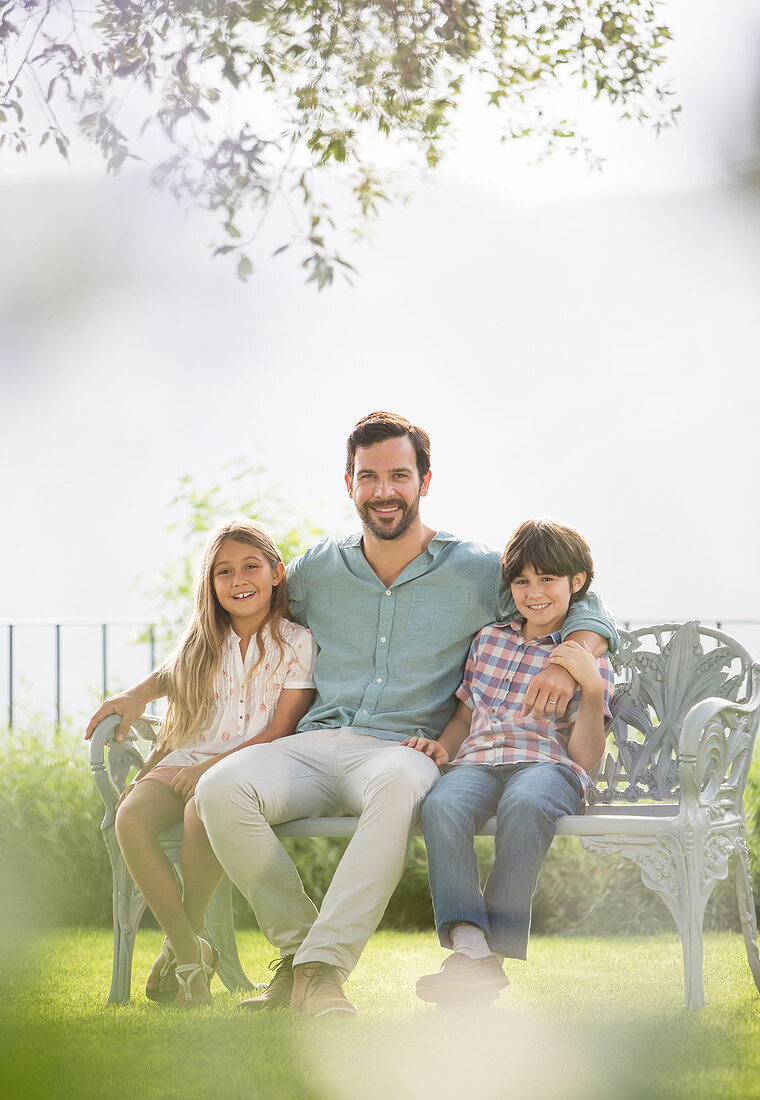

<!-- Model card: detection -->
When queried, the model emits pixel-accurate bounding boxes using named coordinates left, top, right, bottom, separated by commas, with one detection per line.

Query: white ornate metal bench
left=89, top=620, right=760, bottom=1009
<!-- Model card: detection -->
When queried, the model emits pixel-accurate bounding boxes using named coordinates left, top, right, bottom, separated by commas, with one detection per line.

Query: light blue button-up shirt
left=286, top=532, right=617, bottom=742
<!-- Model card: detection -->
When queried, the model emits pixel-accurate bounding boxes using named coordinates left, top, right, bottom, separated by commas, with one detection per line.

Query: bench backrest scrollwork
left=589, top=621, right=755, bottom=805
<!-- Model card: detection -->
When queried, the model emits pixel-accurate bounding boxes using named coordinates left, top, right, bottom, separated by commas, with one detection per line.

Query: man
left=87, top=411, right=616, bottom=1017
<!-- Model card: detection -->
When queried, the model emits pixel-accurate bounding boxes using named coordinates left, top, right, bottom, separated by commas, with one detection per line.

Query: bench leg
left=580, top=834, right=705, bottom=1008
left=107, top=850, right=148, bottom=1005
left=106, top=849, right=252, bottom=1002
left=583, top=827, right=741, bottom=1009
left=682, top=831, right=738, bottom=1010
left=102, top=823, right=251, bottom=1002
left=680, top=866, right=707, bottom=1011
left=733, top=834, right=760, bottom=994
left=204, top=878, right=254, bottom=994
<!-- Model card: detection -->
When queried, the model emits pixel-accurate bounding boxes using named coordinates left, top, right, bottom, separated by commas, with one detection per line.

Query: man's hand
left=549, top=639, right=604, bottom=695
left=520, top=664, right=577, bottom=721
left=401, top=736, right=451, bottom=766
left=169, top=762, right=209, bottom=802
left=85, top=688, right=147, bottom=742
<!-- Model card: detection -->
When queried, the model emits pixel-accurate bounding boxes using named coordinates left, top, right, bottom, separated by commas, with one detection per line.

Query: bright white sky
left=1, top=0, right=760, bottom=717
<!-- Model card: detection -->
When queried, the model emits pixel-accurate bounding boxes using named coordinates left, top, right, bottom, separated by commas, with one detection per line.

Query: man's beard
left=358, top=494, right=421, bottom=540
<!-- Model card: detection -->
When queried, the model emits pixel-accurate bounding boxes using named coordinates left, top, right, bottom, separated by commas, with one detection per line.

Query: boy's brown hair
left=500, top=519, right=594, bottom=602
left=345, top=411, right=431, bottom=481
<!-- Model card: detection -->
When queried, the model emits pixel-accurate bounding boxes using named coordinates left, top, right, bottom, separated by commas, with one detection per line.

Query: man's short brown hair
left=345, top=411, right=431, bottom=481
left=500, top=519, right=594, bottom=602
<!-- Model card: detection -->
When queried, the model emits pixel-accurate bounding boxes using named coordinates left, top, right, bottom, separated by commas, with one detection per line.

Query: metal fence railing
left=2, top=618, right=759, bottom=731
left=1, top=619, right=157, bottom=729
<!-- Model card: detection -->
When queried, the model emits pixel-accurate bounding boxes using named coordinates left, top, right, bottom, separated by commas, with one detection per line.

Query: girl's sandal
left=146, top=937, right=179, bottom=1004
left=174, top=936, right=221, bottom=1008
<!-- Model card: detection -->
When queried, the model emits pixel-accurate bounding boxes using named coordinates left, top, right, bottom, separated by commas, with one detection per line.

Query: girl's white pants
left=194, top=727, right=440, bottom=975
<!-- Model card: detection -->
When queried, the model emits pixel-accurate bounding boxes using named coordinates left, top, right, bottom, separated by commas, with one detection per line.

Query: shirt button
left=376, top=677, right=382, bottom=684
left=380, top=636, right=386, bottom=643
left=385, top=590, right=392, bottom=596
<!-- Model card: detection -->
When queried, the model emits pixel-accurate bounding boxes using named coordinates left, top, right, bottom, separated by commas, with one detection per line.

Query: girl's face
left=212, top=538, right=283, bottom=634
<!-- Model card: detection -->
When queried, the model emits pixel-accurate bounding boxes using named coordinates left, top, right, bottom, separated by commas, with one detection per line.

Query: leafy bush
left=3, top=721, right=757, bottom=937
left=745, top=758, right=760, bottom=903
left=532, top=837, right=741, bottom=937
left=230, top=836, right=434, bottom=931
left=0, top=724, right=112, bottom=931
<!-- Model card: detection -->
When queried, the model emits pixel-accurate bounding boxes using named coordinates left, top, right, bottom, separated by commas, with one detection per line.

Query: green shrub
left=230, top=836, right=435, bottom=930
left=2, top=723, right=758, bottom=937
left=531, top=836, right=741, bottom=937
left=0, top=724, right=112, bottom=931
left=745, top=757, right=760, bottom=903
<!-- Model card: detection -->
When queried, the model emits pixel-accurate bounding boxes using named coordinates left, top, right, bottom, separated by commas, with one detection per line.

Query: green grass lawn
left=1, top=929, right=758, bottom=1100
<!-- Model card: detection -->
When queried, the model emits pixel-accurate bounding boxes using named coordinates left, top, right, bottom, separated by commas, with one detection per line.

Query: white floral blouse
left=158, top=619, right=316, bottom=769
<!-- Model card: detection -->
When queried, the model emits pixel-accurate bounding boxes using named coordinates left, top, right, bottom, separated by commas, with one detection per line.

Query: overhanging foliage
left=1, top=1, right=677, bottom=285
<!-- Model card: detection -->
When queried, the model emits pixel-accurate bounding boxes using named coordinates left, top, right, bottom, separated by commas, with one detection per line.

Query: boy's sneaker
left=291, top=961, right=358, bottom=1017
left=238, top=954, right=294, bottom=1011
left=416, top=953, right=509, bottom=1004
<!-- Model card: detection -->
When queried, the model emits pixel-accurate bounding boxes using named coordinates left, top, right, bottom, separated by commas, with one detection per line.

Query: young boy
left=404, top=518, right=614, bottom=1005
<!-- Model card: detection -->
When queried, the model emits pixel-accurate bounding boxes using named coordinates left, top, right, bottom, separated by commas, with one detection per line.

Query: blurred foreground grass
left=0, top=929, right=758, bottom=1100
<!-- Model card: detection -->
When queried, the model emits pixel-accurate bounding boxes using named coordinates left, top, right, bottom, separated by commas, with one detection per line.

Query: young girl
left=113, top=520, right=316, bottom=1007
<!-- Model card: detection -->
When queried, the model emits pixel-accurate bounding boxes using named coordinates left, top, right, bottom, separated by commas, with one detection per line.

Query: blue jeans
left=420, top=762, right=583, bottom=960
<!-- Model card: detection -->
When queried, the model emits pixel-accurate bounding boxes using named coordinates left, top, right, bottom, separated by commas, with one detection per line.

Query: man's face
left=346, top=436, right=431, bottom=541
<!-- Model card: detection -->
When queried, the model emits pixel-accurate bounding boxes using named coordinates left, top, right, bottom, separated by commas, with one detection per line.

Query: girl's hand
left=169, top=762, right=209, bottom=802
left=401, top=736, right=451, bottom=766
left=85, top=687, right=147, bottom=742
left=548, top=640, right=603, bottom=695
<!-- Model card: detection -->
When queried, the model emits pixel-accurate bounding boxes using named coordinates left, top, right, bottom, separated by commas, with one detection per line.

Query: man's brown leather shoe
left=290, top=961, right=358, bottom=1017
left=238, top=954, right=294, bottom=1011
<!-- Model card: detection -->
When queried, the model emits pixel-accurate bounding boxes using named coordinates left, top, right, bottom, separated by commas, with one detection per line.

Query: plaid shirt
left=452, top=621, right=614, bottom=789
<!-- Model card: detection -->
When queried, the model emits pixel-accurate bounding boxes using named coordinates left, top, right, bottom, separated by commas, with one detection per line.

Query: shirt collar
left=426, top=530, right=458, bottom=557
left=493, top=619, right=562, bottom=646
left=341, top=529, right=458, bottom=557
left=229, top=627, right=259, bottom=643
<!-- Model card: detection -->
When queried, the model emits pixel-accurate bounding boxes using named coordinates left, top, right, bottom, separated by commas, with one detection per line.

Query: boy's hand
left=521, top=664, right=576, bottom=721
left=548, top=640, right=603, bottom=695
left=401, top=736, right=451, bottom=766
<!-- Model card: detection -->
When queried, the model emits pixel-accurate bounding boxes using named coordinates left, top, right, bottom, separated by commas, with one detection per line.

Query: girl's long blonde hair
left=157, top=520, right=291, bottom=751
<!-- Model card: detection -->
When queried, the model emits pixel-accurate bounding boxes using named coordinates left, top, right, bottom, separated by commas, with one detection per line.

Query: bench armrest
left=87, top=713, right=163, bottom=831
left=678, top=664, right=760, bottom=819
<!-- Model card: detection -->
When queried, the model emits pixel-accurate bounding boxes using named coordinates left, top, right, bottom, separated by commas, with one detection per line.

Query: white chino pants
left=194, top=727, right=441, bottom=975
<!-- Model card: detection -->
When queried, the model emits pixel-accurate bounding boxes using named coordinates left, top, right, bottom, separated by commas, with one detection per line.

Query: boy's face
left=510, top=563, right=586, bottom=639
